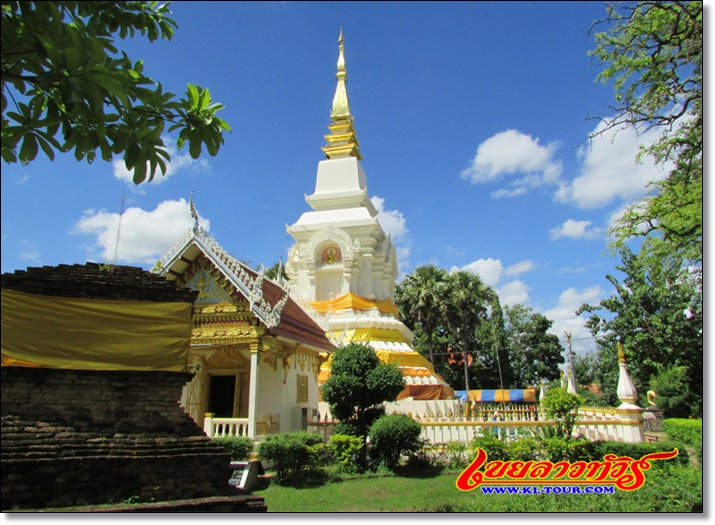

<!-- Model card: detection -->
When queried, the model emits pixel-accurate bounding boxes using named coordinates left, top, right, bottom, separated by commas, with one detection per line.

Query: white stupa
left=284, top=31, right=453, bottom=400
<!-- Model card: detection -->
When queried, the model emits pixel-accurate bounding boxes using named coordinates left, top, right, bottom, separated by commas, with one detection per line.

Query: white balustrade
left=308, top=403, right=644, bottom=444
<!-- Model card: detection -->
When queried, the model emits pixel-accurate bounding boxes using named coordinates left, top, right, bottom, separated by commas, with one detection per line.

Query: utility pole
left=463, top=349, right=470, bottom=393
left=564, top=332, right=577, bottom=394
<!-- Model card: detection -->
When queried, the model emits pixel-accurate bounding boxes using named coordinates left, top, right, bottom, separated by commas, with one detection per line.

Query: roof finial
left=617, top=341, right=626, bottom=364
left=189, top=191, right=199, bottom=233
left=322, top=29, right=363, bottom=160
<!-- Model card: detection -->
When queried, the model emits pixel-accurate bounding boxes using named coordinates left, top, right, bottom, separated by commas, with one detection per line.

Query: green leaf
left=19, top=134, right=39, bottom=164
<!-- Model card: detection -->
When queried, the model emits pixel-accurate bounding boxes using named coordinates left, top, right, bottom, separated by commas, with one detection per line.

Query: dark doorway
left=208, top=375, right=235, bottom=417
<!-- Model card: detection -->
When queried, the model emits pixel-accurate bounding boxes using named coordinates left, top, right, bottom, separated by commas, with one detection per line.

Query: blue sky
left=1, top=1, right=676, bottom=356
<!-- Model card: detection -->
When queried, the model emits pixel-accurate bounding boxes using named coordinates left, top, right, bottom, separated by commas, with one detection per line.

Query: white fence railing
left=307, top=405, right=644, bottom=444
left=203, top=413, right=280, bottom=439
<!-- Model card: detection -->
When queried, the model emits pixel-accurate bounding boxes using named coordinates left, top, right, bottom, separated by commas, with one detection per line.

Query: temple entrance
left=208, top=375, right=236, bottom=418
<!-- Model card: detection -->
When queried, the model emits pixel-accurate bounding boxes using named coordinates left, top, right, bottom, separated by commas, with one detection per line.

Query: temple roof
left=154, top=220, right=335, bottom=353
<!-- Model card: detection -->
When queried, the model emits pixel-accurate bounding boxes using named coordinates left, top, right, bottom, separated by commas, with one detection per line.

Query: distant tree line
left=395, top=266, right=565, bottom=392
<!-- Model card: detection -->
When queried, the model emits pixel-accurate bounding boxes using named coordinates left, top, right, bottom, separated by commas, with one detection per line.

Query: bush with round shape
left=368, top=414, right=422, bottom=470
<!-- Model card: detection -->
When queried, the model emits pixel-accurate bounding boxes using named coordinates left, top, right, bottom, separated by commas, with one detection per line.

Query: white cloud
left=371, top=195, right=410, bottom=275
left=451, top=258, right=535, bottom=306
left=452, top=258, right=504, bottom=287
left=543, top=286, right=604, bottom=355
left=555, top=120, right=670, bottom=209
left=72, top=198, right=210, bottom=265
left=460, top=129, right=563, bottom=192
left=498, top=279, right=531, bottom=307
left=18, top=240, right=40, bottom=264
left=372, top=196, right=407, bottom=239
left=113, top=141, right=209, bottom=187
left=491, top=187, right=528, bottom=199
left=549, top=219, right=603, bottom=240
left=506, top=260, right=537, bottom=277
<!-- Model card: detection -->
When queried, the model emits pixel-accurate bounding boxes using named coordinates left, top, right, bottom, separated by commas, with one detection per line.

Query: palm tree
left=445, top=271, right=496, bottom=391
left=395, top=265, right=449, bottom=366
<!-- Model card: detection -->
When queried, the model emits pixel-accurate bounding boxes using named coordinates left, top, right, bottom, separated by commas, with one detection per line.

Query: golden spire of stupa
left=322, top=29, right=363, bottom=160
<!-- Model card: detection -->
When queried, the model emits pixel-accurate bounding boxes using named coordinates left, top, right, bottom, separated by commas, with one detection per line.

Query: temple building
left=153, top=205, right=335, bottom=437
left=284, top=32, right=453, bottom=401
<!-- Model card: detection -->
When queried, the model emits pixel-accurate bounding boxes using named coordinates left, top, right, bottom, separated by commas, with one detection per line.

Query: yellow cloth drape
left=397, top=384, right=453, bottom=400
left=327, top=328, right=410, bottom=345
left=1, top=290, right=193, bottom=372
left=310, top=293, right=399, bottom=317
left=375, top=350, right=437, bottom=375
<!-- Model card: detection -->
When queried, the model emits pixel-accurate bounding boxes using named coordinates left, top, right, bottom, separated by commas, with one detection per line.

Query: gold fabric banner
left=397, top=384, right=452, bottom=401
left=310, top=293, right=399, bottom=317
left=1, top=290, right=193, bottom=372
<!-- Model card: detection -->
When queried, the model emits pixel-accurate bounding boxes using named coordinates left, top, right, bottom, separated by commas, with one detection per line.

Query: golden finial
left=331, top=29, right=350, bottom=118
left=322, top=29, right=362, bottom=160
left=617, top=341, right=626, bottom=364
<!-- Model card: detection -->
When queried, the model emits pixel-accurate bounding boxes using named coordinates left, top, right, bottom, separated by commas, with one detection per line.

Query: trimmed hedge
left=212, top=436, right=254, bottom=460
left=328, top=434, right=364, bottom=474
left=369, top=414, right=422, bottom=470
left=663, top=418, right=702, bottom=446
left=258, top=431, right=325, bottom=485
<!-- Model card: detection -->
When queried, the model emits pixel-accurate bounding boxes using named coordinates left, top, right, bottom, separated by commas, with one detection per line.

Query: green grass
left=254, top=465, right=702, bottom=513
left=254, top=469, right=474, bottom=512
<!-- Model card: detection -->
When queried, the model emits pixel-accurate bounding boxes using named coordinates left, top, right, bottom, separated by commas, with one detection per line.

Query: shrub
left=663, top=418, right=702, bottom=446
left=212, top=436, right=254, bottom=460
left=444, top=441, right=470, bottom=469
left=540, top=387, right=584, bottom=439
left=368, top=414, right=422, bottom=470
left=470, top=428, right=509, bottom=462
left=507, top=436, right=541, bottom=461
left=257, top=431, right=325, bottom=485
left=587, top=440, right=689, bottom=468
left=328, top=433, right=364, bottom=474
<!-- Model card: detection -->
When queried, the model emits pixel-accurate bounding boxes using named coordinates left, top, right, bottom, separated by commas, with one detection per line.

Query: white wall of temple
left=257, top=360, right=283, bottom=420
left=255, top=351, right=322, bottom=433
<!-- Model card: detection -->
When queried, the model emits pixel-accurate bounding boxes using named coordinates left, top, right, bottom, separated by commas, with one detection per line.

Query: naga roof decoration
left=153, top=222, right=287, bottom=329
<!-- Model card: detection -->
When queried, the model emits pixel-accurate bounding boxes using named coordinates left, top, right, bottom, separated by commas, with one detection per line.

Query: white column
left=248, top=344, right=260, bottom=438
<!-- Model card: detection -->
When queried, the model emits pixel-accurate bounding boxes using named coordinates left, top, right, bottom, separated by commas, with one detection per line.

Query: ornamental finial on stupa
left=617, top=341, right=626, bottom=364
left=322, top=29, right=363, bottom=160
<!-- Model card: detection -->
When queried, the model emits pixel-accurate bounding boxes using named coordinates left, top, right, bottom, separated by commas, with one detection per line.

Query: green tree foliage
left=579, top=246, right=702, bottom=415
left=396, top=265, right=565, bottom=392
left=505, top=304, right=565, bottom=388
left=1, top=1, right=230, bottom=183
left=648, top=365, right=695, bottom=419
left=321, top=343, right=405, bottom=450
left=540, top=387, right=584, bottom=440
left=395, top=264, right=450, bottom=365
left=444, top=271, right=495, bottom=391
left=590, top=1, right=702, bottom=272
